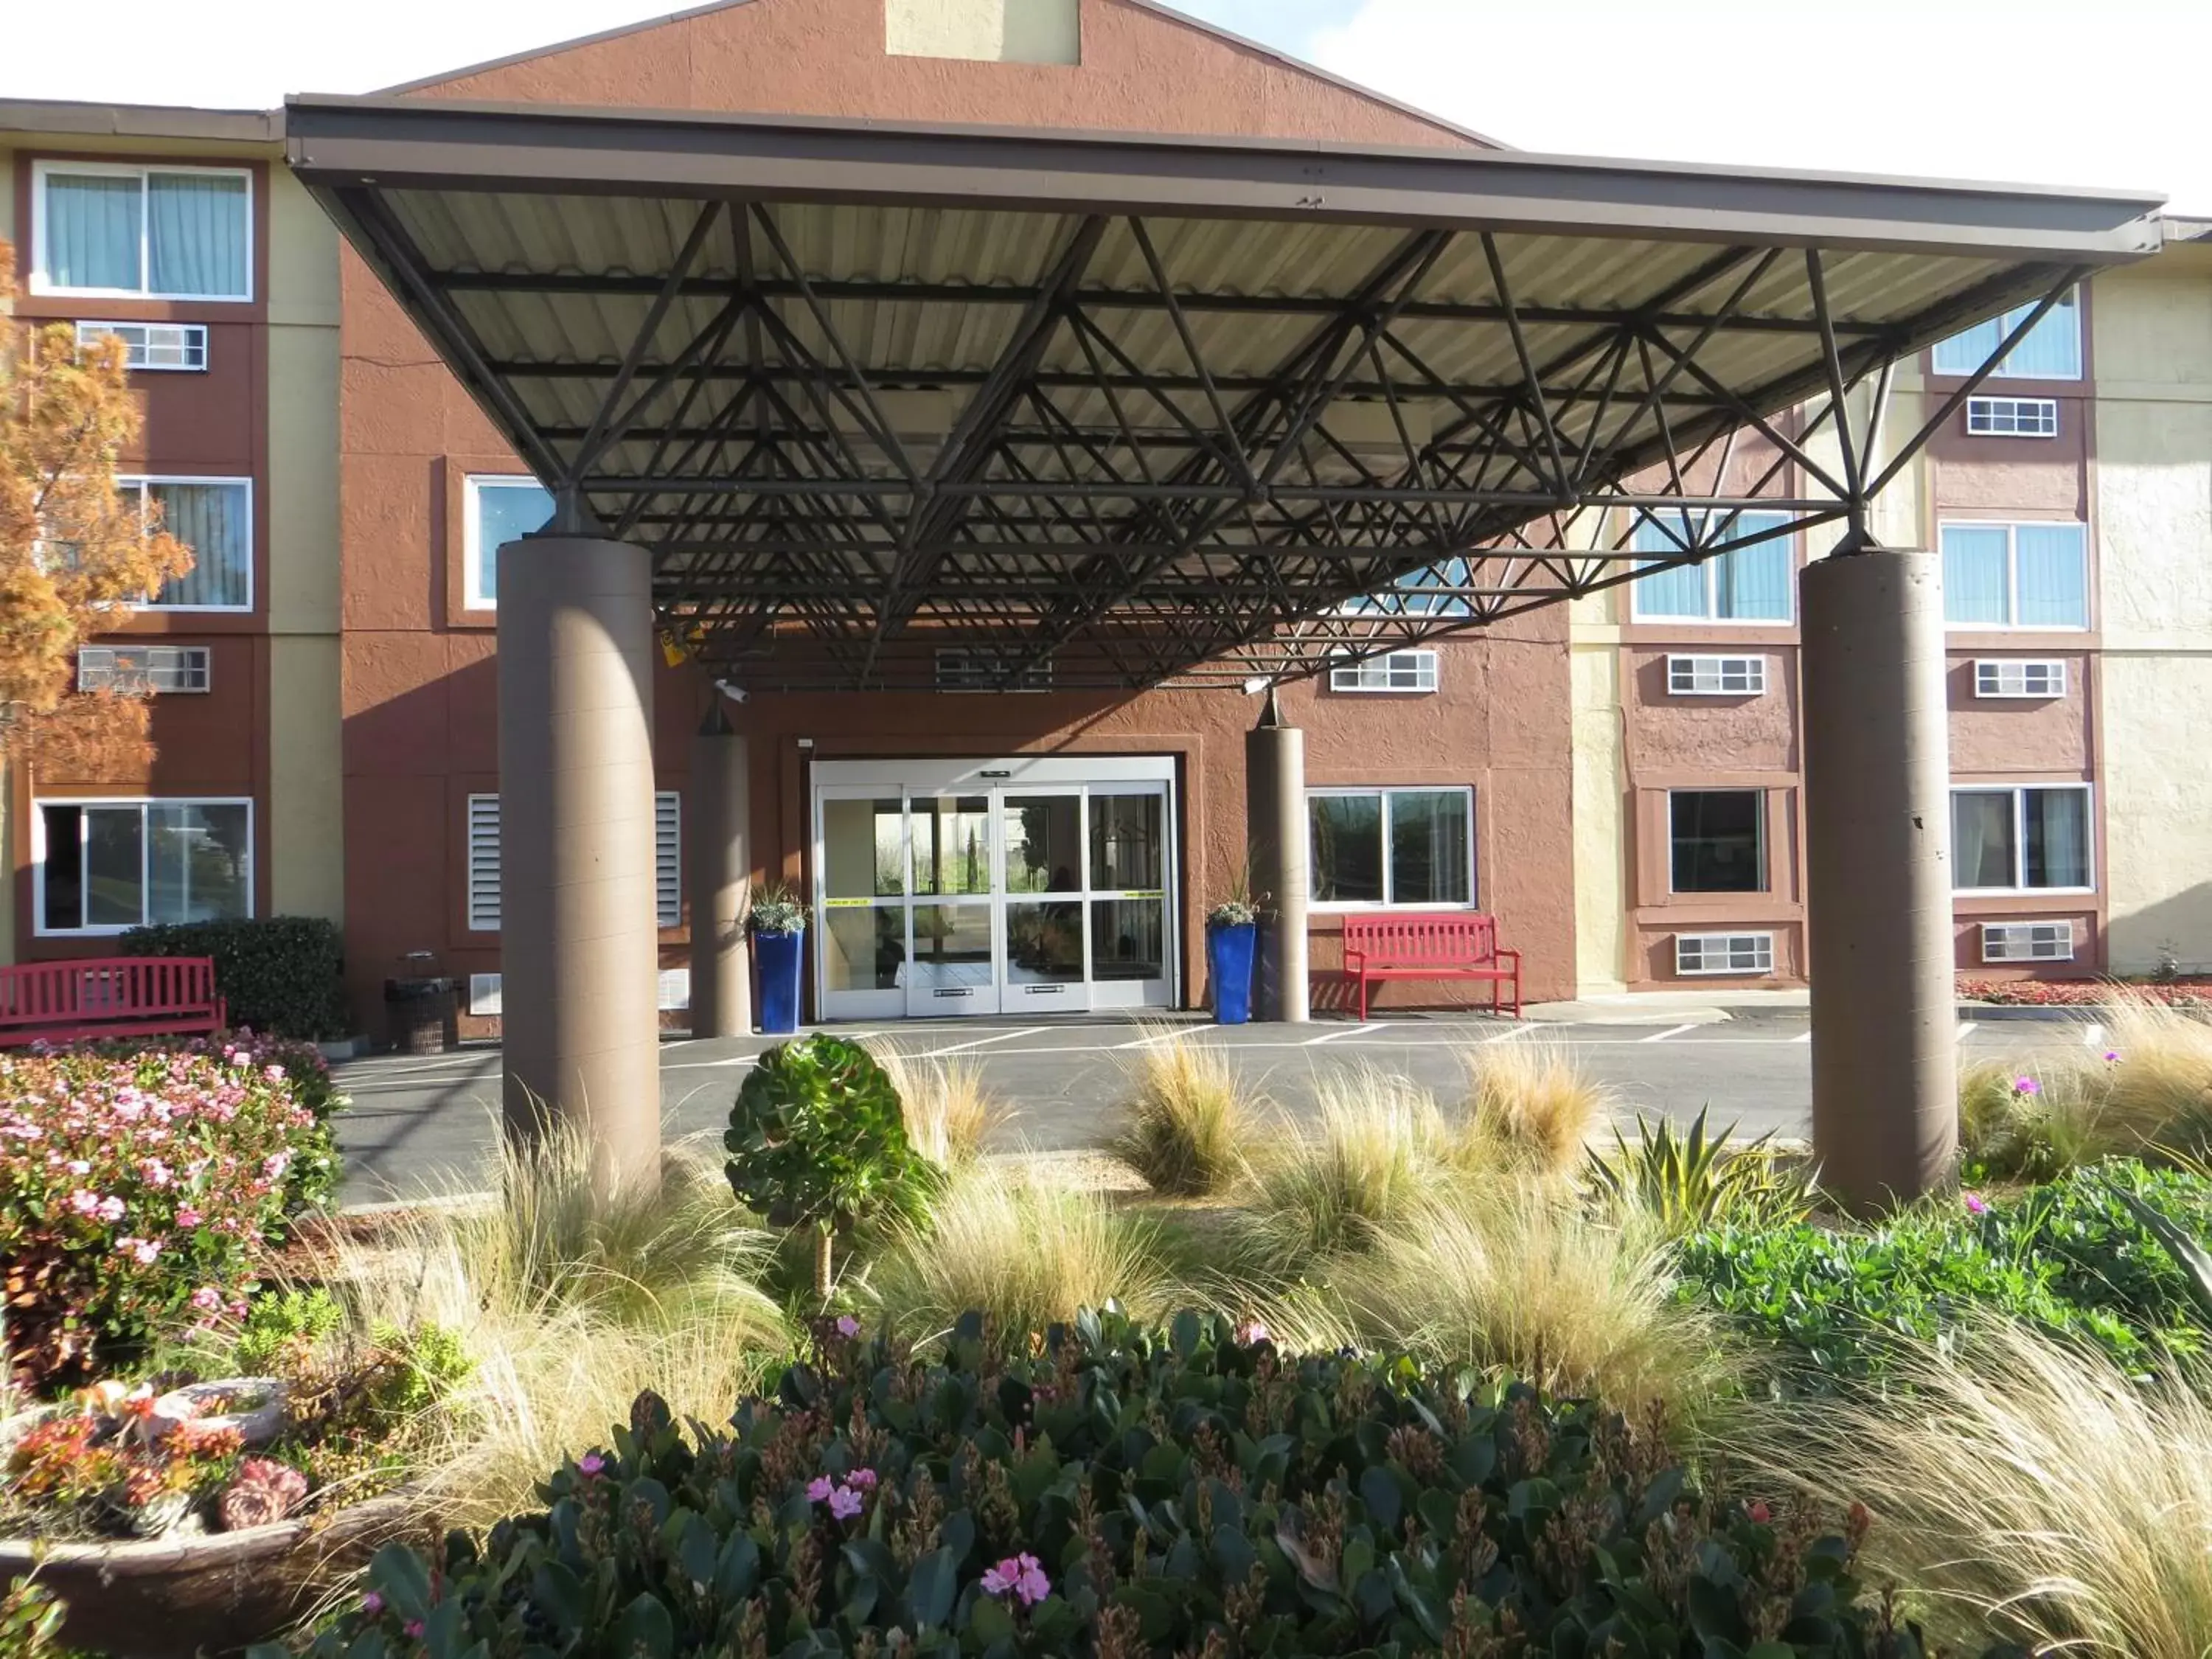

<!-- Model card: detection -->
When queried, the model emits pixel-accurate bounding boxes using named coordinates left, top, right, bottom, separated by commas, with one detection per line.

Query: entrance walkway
left=331, top=1010, right=2093, bottom=1203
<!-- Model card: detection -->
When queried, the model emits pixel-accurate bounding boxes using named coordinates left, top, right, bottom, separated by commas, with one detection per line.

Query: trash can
left=384, top=976, right=458, bottom=1055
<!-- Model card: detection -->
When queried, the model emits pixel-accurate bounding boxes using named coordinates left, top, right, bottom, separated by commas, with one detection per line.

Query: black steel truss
left=327, top=187, right=2096, bottom=691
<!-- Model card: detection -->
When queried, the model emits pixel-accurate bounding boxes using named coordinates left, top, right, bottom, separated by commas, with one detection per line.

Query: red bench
left=0, top=957, right=227, bottom=1048
left=1339, top=912, right=1522, bottom=1020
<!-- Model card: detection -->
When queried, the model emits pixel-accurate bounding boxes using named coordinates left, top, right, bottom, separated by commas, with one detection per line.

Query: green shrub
left=119, top=916, right=349, bottom=1040
left=726, top=1035, right=938, bottom=1295
left=280, top=1311, right=1942, bottom=1659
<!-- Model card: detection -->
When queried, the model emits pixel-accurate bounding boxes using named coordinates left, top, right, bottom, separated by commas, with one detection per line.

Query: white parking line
left=1792, top=1029, right=1815, bottom=1044
left=1638, top=1023, right=1699, bottom=1043
left=1956, top=1021, right=1977, bottom=1044
left=914, top=1026, right=1052, bottom=1057
left=1304, top=1023, right=1380, bottom=1045
left=1482, top=1023, right=1534, bottom=1044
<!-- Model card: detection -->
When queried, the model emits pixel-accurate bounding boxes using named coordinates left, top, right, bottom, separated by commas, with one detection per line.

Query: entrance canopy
left=286, top=95, right=2162, bottom=689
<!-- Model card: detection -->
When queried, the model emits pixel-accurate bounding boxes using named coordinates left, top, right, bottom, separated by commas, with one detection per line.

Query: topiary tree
left=724, top=1034, right=937, bottom=1298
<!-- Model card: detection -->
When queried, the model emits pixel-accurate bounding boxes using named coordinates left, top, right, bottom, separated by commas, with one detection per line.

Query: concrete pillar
left=687, top=700, right=753, bottom=1039
left=1801, top=546, right=1958, bottom=1211
left=1245, top=689, right=1311, bottom=1023
left=497, top=534, right=662, bottom=1196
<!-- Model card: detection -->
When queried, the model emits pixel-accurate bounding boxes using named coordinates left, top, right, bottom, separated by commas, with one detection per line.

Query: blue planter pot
left=1207, top=920, right=1257, bottom=1025
left=754, top=928, right=805, bottom=1034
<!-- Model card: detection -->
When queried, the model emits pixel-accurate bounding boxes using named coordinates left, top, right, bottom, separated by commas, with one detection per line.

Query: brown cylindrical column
left=497, top=533, right=661, bottom=1197
left=1245, top=691, right=1311, bottom=1023
left=1802, top=546, right=1958, bottom=1211
left=687, top=700, right=753, bottom=1039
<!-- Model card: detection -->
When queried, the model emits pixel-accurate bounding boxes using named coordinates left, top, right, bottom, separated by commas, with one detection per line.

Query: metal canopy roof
left=286, top=94, right=2164, bottom=690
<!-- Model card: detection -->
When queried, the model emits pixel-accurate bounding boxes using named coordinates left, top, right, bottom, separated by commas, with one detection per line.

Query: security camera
left=714, top=679, right=749, bottom=705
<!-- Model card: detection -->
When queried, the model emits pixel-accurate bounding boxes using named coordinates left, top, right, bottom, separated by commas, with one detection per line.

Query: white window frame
left=1627, top=510, right=1797, bottom=626
left=1964, top=395, right=2059, bottom=439
left=117, top=474, right=254, bottom=613
left=1933, top=291, right=2082, bottom=381
left=1666, top=654, right=1767, bottom=696
left=29, top=161, right=254, bottom=303
left=1674, top=932, right=1775, bottom=977
left=467, top=792, right=683, bottom=931
left=1950, top=784, right=2096, bottom=897
left=1980, top=922, right=2076, bottom=964
left=1974, top=659, right=2067, bottom=700
left=1329, top=649, right=1440, bottom=694
left=1939, top=520, right=2090, bottom=633
left=74, top=320, right=209, bottom=372
left=462, top=474, right=554, bottom=612
left=30, top=796, right=254, bottom=937
left=76, top=644, right=212, bottom=694
left=1306, top=785, right=1477, bottom=911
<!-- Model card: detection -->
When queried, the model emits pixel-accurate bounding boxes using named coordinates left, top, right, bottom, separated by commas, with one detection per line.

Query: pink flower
left=1964, top=1192, right=1990, bottom=1217
left=2104, top=1050, right=2122, bottom=1064
left=67, top=1189, right=102, bottom=1216
left=577, top=1452, right=606, bottom=1477
left=2012, top=1075, right=2042, bottom=1096
left=65, top=1159, right=91, bottom=1176
left=97, top=1195, right=125, bottom=1223
left=806, top=1475, right=835, bottom=1503
left=115, top=1237, right=161, bottom=1265
left=828, top=1484, right=864, bottom=1520
left=265, top=1064, right=286, bottom=1082
left=140, top=1158, right=172, bottom=1187
left=846, top=1467, right=877, bottom=1490
left=403, top=1621, right=424, bottom=1640
left=1237, top=1320, right=1271, bottom=1346
left=835, top=1314, right=862, bottom=1339
left=191, top=1286, right=224, bottom=1312
left=981, top=1553, right=1050, bottom=1607
left=1747, top=1500, right=1773, bottom=1524
left=361, top=1590, right=383, bottom=1615
left=177, top=1206, right=204, bottom=1228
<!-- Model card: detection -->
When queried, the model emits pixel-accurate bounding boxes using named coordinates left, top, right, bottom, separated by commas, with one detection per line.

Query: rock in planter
left=0, top=1487, right=422, bottom=1659
left=151, top=1377, right=288, bottom=1448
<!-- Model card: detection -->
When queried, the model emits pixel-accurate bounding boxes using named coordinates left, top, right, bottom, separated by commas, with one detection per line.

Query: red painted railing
left=0, top=956, right=227, bottom=1047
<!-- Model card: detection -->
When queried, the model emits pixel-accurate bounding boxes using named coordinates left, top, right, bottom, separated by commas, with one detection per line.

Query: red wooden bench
left=1339, top=913, right=1522, bottom=1020
left=0, top=957, right=227, bottom=1048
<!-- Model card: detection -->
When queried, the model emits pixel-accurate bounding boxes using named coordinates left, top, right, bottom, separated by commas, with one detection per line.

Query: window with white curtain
left=462, top=476, right=555, bottom=609
left=32, top=163, right=251, bottom=301
left=35, top=799, right=252, bottom=933
left=1951, top=786, right=2093, bottom=893
left=1630, top=511, right=1795, bottom=622
left=1939, top=522, right=2088, bottom=630
left=1307, top=787, right=1474, bottom=908
left=1932, top=291, right=2081, bottom=380
left=119, top=478, right=252, bottom=611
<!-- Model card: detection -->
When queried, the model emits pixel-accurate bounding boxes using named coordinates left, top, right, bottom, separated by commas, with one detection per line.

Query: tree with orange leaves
left=0, top=238, right=192, bottom=776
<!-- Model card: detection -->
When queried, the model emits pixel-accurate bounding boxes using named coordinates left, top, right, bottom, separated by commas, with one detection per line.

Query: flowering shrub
left=293, top=1311, right=1942, bottom=1658
left=1958, top=975, right=2212, bottom=1007
left=0, top=1043, right=330, bottom=1389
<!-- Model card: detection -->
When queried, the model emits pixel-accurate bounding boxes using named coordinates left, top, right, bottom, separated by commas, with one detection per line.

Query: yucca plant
left=1587, top=1106, right=1818, bottom=1235
left=2113, top=1186, right=2212, bottom=1327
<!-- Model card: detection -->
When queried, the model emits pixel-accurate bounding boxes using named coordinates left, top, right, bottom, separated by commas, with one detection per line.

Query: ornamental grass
left=1455, top=1037, right=1611, bottom=1178
left=1235, top=1069, right=1458, bottom=1270
left=1110, top=1029, right=1256, bottom=1197
left=875, top=1047, right=1003, bottom=1168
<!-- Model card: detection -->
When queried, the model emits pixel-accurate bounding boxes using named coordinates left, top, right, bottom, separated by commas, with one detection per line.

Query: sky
left=7, top=0, right=2208, bottom=212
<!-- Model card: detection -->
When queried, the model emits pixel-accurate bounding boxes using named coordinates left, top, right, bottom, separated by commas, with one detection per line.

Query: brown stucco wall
left=406, top=0, right=1487, bottom=150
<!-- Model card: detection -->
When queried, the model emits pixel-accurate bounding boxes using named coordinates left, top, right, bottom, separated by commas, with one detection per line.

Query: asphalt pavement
left=330, top=1009, right=2098, bottom=1203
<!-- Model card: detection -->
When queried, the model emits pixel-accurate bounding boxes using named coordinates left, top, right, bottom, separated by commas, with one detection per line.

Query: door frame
left=810, top=757, right=1180, bottom=1022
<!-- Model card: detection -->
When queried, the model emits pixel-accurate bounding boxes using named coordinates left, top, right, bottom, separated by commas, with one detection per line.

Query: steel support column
left=497, top=534, right=662, bottom=1196
left=1802, top=546, right=1957, bottom=1210
left=688, top=700, right=753, bottom=1039
left=1245, top=689, right=1310, bottom=1023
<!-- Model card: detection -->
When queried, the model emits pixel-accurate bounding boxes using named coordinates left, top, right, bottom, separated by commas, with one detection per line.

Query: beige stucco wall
left=1571, top=639, right=1627, bottom=993
left=2093, top=252, right=2212, bottom=970
left=265, top=167, right=346, bottom=922
left=886, top=0, right=1079, bottom=63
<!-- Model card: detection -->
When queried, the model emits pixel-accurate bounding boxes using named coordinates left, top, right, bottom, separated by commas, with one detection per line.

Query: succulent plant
left=218, top=1455, right=309, bottom=1531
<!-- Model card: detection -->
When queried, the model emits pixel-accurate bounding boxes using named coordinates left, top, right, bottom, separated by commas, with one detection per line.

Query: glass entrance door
left=813, top=773, right=1176, bottom=1022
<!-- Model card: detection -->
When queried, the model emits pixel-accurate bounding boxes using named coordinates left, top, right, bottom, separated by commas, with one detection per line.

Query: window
left=1941, top=523, right=2088, bottom=630
left=462, top=476, right=554, bottom=609
left=1951, top=786, right=2093, bottom=893
left=1329, top=650, right=1439, bottom=693
left=1674, top=933, right=1775, bottom=976
left=35, top=799, right=251, bottom=933
left=1630, top=511, right=1794, bottom=622
left=1308, top=787, right=1473, bottom=908
left=1966, top=395, right=2058, bottom=438
left=76, top=321, right=208, bottom=372
left=115, top=477, right=251, bottom=610
left=467, top=792, right=683, bottom=931
left=1975, top=658, right=2067, bottom=699
left=77, top=644, right=211, bottom=694
left=1933, top=291, right=2081, bottom=380
left=1340, top=558, right=1475, bottom=619
left=1981, top=922, right=2076, bottom=964
left=1666, top=654, right=1767, bottom=696
left=935, top=649, right=1053, bottom=692
left=32, top=163, right=251, bottom=301
left=1669, top=790, right=1766, bottom=894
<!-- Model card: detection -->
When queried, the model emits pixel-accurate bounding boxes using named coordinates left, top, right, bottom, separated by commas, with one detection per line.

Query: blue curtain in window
left=2024, top=789, right=2089, bottom=889
left=1941, top=526, right=2011, bottom=625
left=151, top=482, right=249, bottom=608
left=475, top=481, right=555, bottom=605
left=1713, top=512, right=1792, bottom=619
left=2014, top=524, right=2088, bottom=627
left=148, top=174, right=248, bottom=298
left=45, top=173, right=140, bottom=291
left=1933, top=295, right=2080, bottom=379
left=1630, top=512, right=1701, bottom=617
